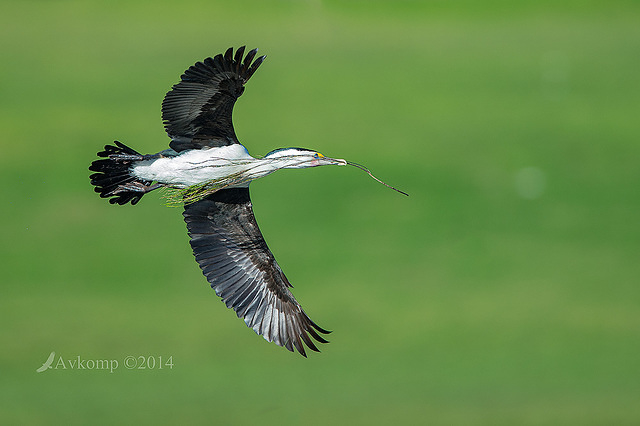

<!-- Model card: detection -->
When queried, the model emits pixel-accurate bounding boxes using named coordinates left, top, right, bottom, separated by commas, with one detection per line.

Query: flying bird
left=89, top=46, right=406, bottom=357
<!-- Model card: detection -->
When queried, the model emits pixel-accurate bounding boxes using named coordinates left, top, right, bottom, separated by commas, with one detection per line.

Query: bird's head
left=264, top=148, right=347, bottom=169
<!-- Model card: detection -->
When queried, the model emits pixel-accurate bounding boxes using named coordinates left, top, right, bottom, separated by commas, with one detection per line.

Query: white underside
left=131, top=144, right=314, bottom=188
left=132, top=145, right=255, bottom=187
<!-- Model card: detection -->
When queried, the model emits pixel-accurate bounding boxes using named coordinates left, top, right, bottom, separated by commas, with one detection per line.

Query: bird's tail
left=89, top=141, right=158, bottom=205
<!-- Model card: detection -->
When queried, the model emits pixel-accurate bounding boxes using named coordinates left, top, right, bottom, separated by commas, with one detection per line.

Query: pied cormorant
left=89, top=46, right=405, bottom=357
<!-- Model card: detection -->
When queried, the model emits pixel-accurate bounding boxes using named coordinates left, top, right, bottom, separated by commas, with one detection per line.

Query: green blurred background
left=2, top=0, right=639, bottom=424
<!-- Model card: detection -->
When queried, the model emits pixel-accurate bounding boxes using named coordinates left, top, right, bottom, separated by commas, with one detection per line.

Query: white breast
left=132, top=144, right=256, bottom=187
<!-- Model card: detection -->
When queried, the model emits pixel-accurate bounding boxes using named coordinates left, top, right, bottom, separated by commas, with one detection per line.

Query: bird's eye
left=314, top=152, right=324, bottom=159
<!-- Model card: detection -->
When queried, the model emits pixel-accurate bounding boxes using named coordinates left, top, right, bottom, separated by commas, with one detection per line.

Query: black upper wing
left=162, top=46, right=265, bottom=152
left=183, top=188, right=330, bottom=357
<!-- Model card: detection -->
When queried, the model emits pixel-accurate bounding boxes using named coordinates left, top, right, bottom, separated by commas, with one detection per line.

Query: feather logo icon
left=36, top=351, right=55, bottom=373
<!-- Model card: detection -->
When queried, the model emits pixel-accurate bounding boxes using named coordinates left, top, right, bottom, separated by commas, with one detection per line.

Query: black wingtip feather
left=241, top=48, right=258, bottom=75
left=307, top=327, right=330, bottom=345
left=310, top=319, right=332, bottom=335
left=234, top=46, right=246, bottom=72
left=224, top=46, right=234, bottom=62
left=299, top=331, right=320, bottom=353
left=246, top=55, right=266, bottom=80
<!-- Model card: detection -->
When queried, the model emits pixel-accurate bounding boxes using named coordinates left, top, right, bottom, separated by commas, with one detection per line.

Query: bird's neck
left=260, top=154, right=313, bottom=170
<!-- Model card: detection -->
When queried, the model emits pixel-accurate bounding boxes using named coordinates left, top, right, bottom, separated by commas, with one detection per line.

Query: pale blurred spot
left=515, top=167, right=547, bottom=199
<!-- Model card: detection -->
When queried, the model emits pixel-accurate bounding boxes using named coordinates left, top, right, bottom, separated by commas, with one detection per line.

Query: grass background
left=1, top=0, right=639, bottom=424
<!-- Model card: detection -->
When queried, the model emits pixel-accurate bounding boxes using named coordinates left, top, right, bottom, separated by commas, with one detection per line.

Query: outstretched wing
left=183, top=188, right=330, bottom=357
left=162, top=46, right=265, bottom=152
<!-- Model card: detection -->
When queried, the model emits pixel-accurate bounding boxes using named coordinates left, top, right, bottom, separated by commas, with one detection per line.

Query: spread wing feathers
left=183, top=188, right=330, bottom=357
left=162, top=46, right=266, bottom=152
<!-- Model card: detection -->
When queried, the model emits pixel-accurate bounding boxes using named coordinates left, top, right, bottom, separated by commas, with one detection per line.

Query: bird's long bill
left=315, top=156, right=347, bottom=167
left=345, top=160, right=409, bottom=196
